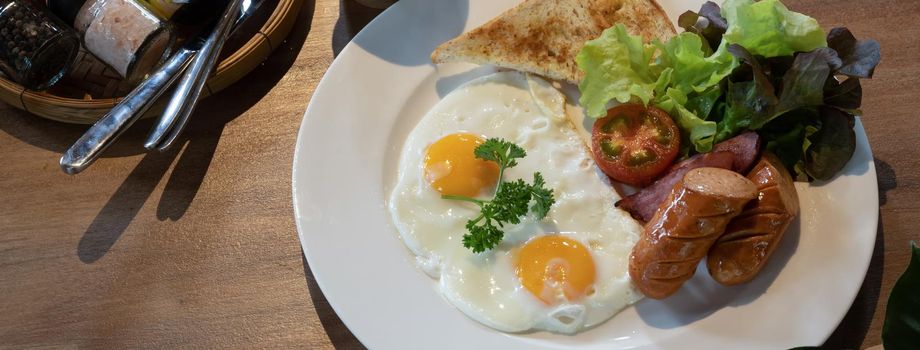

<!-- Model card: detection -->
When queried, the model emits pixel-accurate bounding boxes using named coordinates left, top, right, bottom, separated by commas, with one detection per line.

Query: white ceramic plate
left=292, top=0, right=879, bottom=348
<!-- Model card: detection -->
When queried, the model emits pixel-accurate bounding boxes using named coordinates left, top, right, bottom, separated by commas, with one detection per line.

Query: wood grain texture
left=0, top=0, right=915, bottom=349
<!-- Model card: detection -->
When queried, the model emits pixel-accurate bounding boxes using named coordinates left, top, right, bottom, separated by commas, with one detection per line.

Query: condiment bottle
left=136, top=0, right=183, bottom=19
left=0, top=0, right=79, bottom=90
left=48, top=0, right=175, bottom=83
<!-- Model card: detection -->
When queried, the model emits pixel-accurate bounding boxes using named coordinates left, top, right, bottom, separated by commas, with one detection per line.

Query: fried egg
left=388, top=71, right=644, bottom=334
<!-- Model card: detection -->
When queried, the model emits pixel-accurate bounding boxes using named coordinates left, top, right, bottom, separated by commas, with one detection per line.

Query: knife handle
left=60, top=47, right=196, bottom=175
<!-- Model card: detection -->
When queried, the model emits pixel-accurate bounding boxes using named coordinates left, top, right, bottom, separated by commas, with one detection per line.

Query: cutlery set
left=60, top=0, right=258, bottom=174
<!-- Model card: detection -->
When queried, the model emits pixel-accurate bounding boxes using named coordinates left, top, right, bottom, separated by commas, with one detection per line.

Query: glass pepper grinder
left=0, top=0, right=79, bottom=90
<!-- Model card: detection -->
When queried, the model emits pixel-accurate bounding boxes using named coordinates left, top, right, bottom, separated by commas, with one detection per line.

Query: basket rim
left=1, top=0, right=298, bottom=108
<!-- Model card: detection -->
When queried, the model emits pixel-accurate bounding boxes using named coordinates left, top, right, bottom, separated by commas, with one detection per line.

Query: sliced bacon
left=711, top=131, right=762, bottom=174
left=616, top=132, right=761, bottom=222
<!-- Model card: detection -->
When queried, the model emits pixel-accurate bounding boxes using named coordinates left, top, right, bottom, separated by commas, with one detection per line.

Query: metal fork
left=143, top=0, right=249, bottom=152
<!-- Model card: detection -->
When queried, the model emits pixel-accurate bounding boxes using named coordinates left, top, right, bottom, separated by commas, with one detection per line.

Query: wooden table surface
left=0, top=0, right=916, bottom=348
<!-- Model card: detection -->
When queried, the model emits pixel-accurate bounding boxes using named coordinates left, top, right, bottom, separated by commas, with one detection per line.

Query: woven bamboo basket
left=0, top=0, right=304, bottom=124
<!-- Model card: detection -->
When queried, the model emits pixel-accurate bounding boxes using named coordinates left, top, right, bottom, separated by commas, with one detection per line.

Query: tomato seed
left=626, top=148, right=658, bottom=166
left=601, top=139, right=623, bottom=158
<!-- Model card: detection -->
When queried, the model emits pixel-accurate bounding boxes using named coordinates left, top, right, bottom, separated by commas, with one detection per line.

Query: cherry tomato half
left=591, top=104, right=680, bottom=187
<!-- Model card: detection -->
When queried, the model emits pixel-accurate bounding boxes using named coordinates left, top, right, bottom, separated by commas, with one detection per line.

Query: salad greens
left=577, top=25, right=733, bottom=152
left=576, top=0, right=881, bottom=181
left=577, top=24, right=660, bottom=114
left=720, top=0, right=826, bottom=57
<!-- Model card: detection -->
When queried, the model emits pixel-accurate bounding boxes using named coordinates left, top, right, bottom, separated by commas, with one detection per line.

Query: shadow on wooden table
left=331, top=0, right=468, bottom=65
left=332, top=0, right=385, bottom=57
left=303, top=253, right=366, bottom=349
left=75, top=0, right=318, bottom=263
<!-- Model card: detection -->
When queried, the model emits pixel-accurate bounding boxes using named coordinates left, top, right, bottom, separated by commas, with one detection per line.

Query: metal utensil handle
left=144, top=0, right=244, bottom=151
left=59, top=48, right=196, bottom=175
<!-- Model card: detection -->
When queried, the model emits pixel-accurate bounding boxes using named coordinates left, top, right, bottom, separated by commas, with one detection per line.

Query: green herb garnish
left=441, top=138, right=555, bottom=253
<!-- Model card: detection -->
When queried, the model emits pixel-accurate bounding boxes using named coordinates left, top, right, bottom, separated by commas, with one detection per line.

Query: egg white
left=388, top=71, right=644, bottom=334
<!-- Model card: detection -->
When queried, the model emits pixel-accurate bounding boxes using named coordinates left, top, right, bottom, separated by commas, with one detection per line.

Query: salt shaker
left=48, top=0, right=175, bottom=83
left=0, top=0, right=79, bottom=90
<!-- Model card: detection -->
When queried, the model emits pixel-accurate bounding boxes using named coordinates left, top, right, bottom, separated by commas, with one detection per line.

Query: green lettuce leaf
left=685, top=82, right=723, bottom=120
left=827, top=27, right=882, bottom=78
left=764, top=123, right=805, bottom=170
left=721, top=0, right=827, bottom=57
left=577, top=24, right=658, bottom=118
left=718, top=46, right=837, bottom=142
left=759, top=109, right=818, bottom=180
left=824, top=77, right=862, bottom=110
left=804, top=107, right=856, bottom=180
left=677, top=1, right=728, bottom=52
left=577, top=24, right=737, bottom=122
left=797, top=124, right=819, bottom=181
left=653, top=33, right=738, bottom=96
left=716, top=44, right=778, bottom=142
left=767, top=48, right=836, bottom=127
left=653, top=88, right=718, bottom=152
left=717, top=80, right=759, bottom=141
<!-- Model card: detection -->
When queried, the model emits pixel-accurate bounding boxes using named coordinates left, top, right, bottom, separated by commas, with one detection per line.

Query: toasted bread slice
left=431, top=0, right=675, bottom=84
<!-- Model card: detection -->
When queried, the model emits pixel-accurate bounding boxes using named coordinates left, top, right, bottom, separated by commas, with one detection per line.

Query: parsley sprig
left=441, top=138, right=555, bottom=253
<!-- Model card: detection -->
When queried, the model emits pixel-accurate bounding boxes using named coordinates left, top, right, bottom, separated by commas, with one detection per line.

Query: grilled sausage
left=707, top=153, right=799, bottom=286
left=629, top=167, right=757, bottom=299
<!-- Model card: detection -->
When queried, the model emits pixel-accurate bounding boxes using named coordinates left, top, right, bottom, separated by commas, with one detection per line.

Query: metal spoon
left=144, top=0, right=250, bottom=152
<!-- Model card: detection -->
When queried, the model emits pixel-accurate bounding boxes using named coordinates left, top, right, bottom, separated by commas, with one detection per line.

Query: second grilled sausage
left=629, top=167, right=757, bottom=299
left=707, top=153, right=800, bottom=286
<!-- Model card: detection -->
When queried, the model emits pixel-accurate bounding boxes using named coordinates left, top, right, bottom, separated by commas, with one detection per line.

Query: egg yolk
left=516, top=235, right=596, bottom=304
left=424, top=133, right=500, bottom=197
